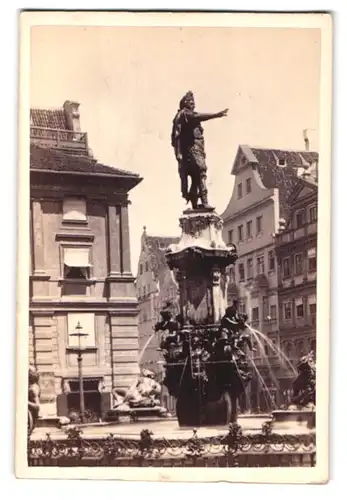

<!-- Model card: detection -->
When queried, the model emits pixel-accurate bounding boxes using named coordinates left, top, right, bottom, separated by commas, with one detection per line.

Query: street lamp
left=70, top=321, right=89, bottom=423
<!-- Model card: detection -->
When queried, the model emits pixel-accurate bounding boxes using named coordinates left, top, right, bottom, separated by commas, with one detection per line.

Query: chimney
left=63, top=100, right=81, bottom=133
left=303, top=129, right=310, bottom=151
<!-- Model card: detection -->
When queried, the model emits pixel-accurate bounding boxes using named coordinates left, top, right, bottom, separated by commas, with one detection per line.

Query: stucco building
left=221, top=145, right=318, bottom=411
left=274, top=173, right=318, bottom=404
left=29, top=101, right=142, bottom=420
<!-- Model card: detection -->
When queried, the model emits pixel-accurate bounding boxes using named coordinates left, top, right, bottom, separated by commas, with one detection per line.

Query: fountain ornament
left=272, top=350, right=316, bottom=430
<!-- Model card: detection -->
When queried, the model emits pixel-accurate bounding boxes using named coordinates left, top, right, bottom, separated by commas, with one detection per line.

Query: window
left=309, top=205, right=317, bottom=223
left=67, top=312, right=96, bottom=348
left=63, top=247, right=91, bottom=279
left=238, top=262, right=245, bottom=281
left=263, top=297, right=269, bottom=319
left=296, top=340, right=305, bottom=358
left=283, top=257, right=291, bottom=278
left=139, top=264, right=143, bottom=275
left=237, top=183, right=243, bottom=199
left=228, top=229, right=233, bottom=244
left=63, top=198, right=87, bottom=222
left=295, top=298, right=304, bottom=318
left=270, top=305, right=277, bottom=320
left=256, top=216, right=263, bottom=234
left=268, top=251, right=275, bottom=272
left=246, top=177, right=252, bottom=194
left=308, top=296, right=316, bottom=323
left=286, top=342, right=293, bottom=358
left=247, top=258, right=253, bottom=278
left=295, top=210, right=305, bottom=228
left=256, top=255, right=265, bottom=275
left=246, top=220, right=253, bottom=239
left=308, top=248, right=317, bottom=272
left=252, top=307, right=259, bottom=322
left=283, top=302, right=292, bottom=320
left=145, top=261, right=149, bottom=272
left=295, top=253, right=303, bottom=275
left=238, top=225, right=244, bottom=241
left=239, top=302, right=246, bottom=315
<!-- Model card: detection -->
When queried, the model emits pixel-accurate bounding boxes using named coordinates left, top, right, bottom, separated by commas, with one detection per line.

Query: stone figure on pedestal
left=28, top=365, right=40, bottom=435
left=171, top=91, right=228, bottom=209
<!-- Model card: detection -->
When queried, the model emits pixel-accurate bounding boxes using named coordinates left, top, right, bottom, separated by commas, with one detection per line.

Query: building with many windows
left=135, top=227, right=180, bottom=375
left=221, top=145, right=318, bottom=411
left=29, top=101, right=142, bottom=420
left=274, top=173, right=318, bottom=404
left=135, top=228, right=180, bottom=414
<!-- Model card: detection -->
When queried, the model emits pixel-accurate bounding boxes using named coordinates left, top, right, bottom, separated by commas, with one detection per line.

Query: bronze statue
left=171, top=91, right=228, bottom=209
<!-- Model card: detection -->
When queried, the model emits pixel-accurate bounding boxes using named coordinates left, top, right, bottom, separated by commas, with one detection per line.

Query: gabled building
left=274, top=173, right=318, bottom=404
left=29, top=101, right=142, bottom=421
left=135, top=227, right=180, bottom=376
left=221, top=145, right=318, bottom=411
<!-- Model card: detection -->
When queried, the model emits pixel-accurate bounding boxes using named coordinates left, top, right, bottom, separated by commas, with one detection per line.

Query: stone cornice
left=222, top=195, right=274, bottom=224
left=29, top=300, right=139, bottom=313
left=106, top=272, right=135, bottom=283
left=55, top=229, right=95, bottom=242
left=277, top=280, right=316, bottom=295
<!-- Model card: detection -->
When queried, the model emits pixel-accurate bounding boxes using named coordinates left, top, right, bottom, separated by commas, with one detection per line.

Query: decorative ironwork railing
left=30, top=126, right=89, bottom=152
left=28, top=423, right=316, bottom=468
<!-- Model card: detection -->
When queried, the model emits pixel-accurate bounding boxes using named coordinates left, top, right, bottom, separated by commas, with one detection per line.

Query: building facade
left=136, top=227, right=180, bottom=374
left=221, top=145, right=318, bottom=411
left=135, top=228, right=179, bottom=414
left=274, top=174, right=318, bottom=405
left=29, top=101, right=142, bottom=421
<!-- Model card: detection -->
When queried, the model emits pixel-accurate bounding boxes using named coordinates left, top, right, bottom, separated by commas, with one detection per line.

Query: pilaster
left=109, top=312, right=140, bottom=391
left=32, top=311, right=56, bottom=406
left=107, top=204, right=122, bottom=276
left=120, top=204, right=132, bottom=275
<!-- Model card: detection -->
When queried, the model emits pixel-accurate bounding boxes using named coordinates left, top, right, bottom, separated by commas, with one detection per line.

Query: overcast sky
left=30, top=26, right=321, bottom=274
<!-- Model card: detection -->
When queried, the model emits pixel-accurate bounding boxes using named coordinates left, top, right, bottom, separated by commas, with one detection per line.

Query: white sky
left=30, top=26, right=321, bottom=274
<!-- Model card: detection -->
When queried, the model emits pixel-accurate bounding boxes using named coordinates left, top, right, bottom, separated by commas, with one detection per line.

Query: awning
left=64, top=247, right=91, bottom=267
left=295, top=297, right=303, bottom=306
left=308, top=295, right=316, bottom=305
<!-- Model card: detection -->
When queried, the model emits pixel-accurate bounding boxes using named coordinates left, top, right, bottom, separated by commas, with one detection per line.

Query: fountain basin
left=105, top=406, right=171, bottom=423
left=272, top=409, right=316, bottom=430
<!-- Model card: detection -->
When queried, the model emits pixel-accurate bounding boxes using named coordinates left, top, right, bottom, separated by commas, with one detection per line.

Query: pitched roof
left=30, top=108, right=68, bottom=130
left=249, top=148, right=318, bottom=168
left=30, top=144, right=142, bottom=185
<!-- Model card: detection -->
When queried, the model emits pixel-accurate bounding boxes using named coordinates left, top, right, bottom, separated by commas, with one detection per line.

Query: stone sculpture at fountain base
left=105, top=369, right=171, bottom=423
left=160, top=208, right=253, bottom=427
left=271, top=351, right=316, bottom=430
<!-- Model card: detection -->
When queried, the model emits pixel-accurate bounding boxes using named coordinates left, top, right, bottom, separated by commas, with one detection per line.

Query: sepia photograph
left=16, top=11, right=332, bottom=482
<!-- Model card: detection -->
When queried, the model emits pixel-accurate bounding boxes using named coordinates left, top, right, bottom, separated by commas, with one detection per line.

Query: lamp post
left=70, top=321, right=89, bottom=423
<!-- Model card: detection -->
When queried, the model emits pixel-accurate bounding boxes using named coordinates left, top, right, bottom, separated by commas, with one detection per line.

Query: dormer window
left=63, top=198, right=87, bottom=223
left=273, top=152, right=286, bottom=167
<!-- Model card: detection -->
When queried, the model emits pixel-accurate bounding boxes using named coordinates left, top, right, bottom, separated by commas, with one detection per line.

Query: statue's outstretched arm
left=194, top=109, right=229, bottom=122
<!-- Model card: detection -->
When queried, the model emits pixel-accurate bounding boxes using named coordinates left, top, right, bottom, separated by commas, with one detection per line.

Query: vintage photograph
left=17, top=12, right=331, bottom=481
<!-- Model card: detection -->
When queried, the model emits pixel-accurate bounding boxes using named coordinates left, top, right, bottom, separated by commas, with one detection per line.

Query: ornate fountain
left=153, top=91, right=254, bottom=427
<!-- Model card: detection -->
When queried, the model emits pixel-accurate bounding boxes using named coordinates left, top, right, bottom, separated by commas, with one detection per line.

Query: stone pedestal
left=165, top=209, right=237, bottom=325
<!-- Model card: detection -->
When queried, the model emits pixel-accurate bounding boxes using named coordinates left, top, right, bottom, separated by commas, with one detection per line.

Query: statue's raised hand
left=218, top=108, right=229, bottom=117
